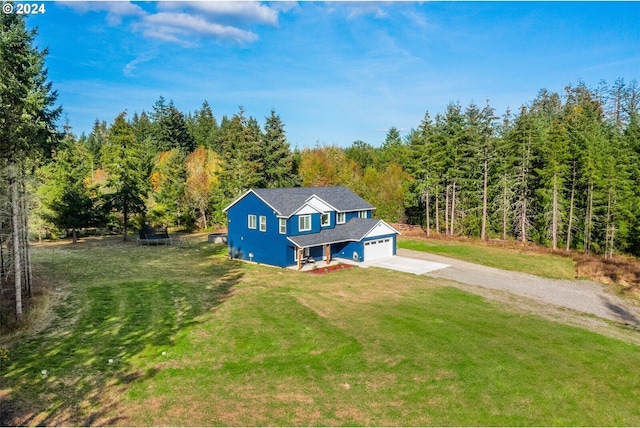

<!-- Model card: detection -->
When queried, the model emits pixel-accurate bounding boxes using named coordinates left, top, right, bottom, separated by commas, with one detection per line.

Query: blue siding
left=227, top=191, right=387, bottom=268
left=226, top=192, right=290, bottom=267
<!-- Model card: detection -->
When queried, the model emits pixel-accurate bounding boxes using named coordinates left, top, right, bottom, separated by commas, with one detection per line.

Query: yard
left=2, top=235, right=640, bottom=426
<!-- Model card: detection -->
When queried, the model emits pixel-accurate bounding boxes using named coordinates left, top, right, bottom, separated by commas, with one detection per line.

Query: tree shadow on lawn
left=0, top=248, right=242, bottom=426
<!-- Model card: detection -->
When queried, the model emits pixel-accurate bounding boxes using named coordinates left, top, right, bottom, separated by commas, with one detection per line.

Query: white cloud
left=61, top=1, right=283, bottom=45
left=137, top=12, right=258, bottom=45
left=57, top=1, right=145, bottom=25
left=343, top=2, right=391, bottom=19
left=159, top=1, right=281, bottom=26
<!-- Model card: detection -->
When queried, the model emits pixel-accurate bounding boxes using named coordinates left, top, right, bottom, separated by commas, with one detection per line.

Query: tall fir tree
left=262, top=109, right=299, bottom=188
left=1, top=11, right=61, bottom=321
left=101, top=112, right=149, bottom=241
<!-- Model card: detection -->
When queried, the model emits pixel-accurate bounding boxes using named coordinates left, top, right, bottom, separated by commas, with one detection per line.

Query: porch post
left=325, top=244, right=331, bottom=264
left=297, top=247, right=302, bottom=271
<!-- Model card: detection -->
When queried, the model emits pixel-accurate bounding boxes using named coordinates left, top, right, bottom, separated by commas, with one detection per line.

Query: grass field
left=398, top=238, right=577, bottom=279
left=2, top=236, right=640, bottom=426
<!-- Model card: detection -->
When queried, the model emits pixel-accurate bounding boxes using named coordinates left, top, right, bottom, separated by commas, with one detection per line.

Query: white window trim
left=337, top=212, right=346, bottom=224
left=259, top=215, right=267, bottom=232
left=358, top=210, right=367, bottom=218
left=279, top=218, right=287, bottom=234
left=321, top=213, right=330, bottom=227
left=248, top=214, right=257, bottom=229
left=299, top=215, right=311, bottom=232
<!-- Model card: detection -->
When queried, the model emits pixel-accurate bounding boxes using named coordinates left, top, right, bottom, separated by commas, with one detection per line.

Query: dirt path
left=398, top=248, right=640, bottom=331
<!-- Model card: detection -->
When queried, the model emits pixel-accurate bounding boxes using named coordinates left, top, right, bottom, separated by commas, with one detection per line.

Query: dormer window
left=358, top=211, right=367, bottom=218
left=337, top=212, right=346, bottom=224
left=321, top=213, right=330, bottom=227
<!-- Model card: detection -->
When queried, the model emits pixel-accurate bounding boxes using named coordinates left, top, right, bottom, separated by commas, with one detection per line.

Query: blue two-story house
left=223, top=186, right=399, bottom=270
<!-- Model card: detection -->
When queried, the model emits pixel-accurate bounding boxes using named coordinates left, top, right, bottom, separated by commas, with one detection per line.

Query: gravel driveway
left=398, top=248, right=640, bottom=328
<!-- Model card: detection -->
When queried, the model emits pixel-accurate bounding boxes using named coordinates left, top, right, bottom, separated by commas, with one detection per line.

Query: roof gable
left=226, top=186, right=375, bottom=217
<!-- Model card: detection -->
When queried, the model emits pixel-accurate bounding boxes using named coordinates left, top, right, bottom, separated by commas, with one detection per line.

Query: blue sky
left=26, top=1, right=640, bottom=148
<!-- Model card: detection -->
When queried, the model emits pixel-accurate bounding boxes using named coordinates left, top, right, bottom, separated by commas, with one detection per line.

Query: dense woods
left=2, top=12, right=640, bottom=325
left=36, top=80, right=640, bottom=259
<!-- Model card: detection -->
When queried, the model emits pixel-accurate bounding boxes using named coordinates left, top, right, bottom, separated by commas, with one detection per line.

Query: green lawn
left=398, top=238, right=577, bottom=279
left=2, top=237, right=639, bottom=426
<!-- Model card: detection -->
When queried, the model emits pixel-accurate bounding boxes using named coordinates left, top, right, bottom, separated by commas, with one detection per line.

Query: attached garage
left=363, top=237, right=393, bottom=261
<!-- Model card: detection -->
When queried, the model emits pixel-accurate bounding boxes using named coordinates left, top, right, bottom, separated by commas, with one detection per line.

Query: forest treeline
left=38, top=79, right=640, bottom=259
left=2, top=12, right=640, bottom=326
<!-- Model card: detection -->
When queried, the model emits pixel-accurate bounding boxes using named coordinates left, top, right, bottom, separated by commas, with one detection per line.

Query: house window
left=248, top=214, right=256, bottom=229
left=321, top=213, right=330, bottom=227
left=337, top=212, right=346, bottom=224
left=259, top=215, right=267, bottom=232
left=279, top=218, right=286, bottom=234
left=358, top=210, right=368, bottom=218
left=299, top=215, right=311, bottom=232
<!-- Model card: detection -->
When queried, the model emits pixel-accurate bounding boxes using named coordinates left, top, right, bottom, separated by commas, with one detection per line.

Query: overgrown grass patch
left=398, top=238, right=577, bottom=279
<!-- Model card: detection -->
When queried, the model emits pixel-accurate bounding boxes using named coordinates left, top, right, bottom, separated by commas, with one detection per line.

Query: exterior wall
left=226, top=192, right=290, bottom=267
left=344, top=210, right=372, bottom=222
left=227, top=192, right=388, bottom=268
left=334, top=240, right=364, bottom=263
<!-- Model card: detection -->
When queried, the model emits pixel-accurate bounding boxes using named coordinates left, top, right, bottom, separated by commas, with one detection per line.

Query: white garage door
left=364, top=238, right=393, bottom=261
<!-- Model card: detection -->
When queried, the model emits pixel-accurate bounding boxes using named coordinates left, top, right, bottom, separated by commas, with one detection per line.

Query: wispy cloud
left=57, top=1, right=145, bottom=25
left=123, top=52, right=156, bottom=77
left=158, top=1, right=280, bottom=26
left=136, top=12, right=258, bottom=46
left=60, top=1, right=286, bottom=45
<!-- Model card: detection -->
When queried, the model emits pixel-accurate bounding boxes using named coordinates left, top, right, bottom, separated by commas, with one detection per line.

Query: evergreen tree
left=345, top=140, right=378, bottom=172
left=535, top=118, right=571, bottom=249
left=39, top=137, right=96, bottom=243
left=84, top=119, right=108, bottom=167
left=262, top=109, right=298, bottom=188
left=188, top=101, right=218, bottom=150
left=378, top=126, right=410, bottom=170
left=218, top=108, right=265, bottom=201
left=148, top=148, right=187, bottom=227
left=1, top=11, right=61, bottom=321
left=101, top=112, right=148, bottom=241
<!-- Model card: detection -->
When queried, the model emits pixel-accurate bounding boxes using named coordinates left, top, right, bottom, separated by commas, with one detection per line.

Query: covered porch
left=290, top=242, right=349, bottom=271
left=287, top=255, right=354, bottom=272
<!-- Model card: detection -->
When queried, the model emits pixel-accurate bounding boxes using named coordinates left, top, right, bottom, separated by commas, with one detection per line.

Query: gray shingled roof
left=287, top=218, right=384, bottom=247
left=253, top=186, right=374, bottom=217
